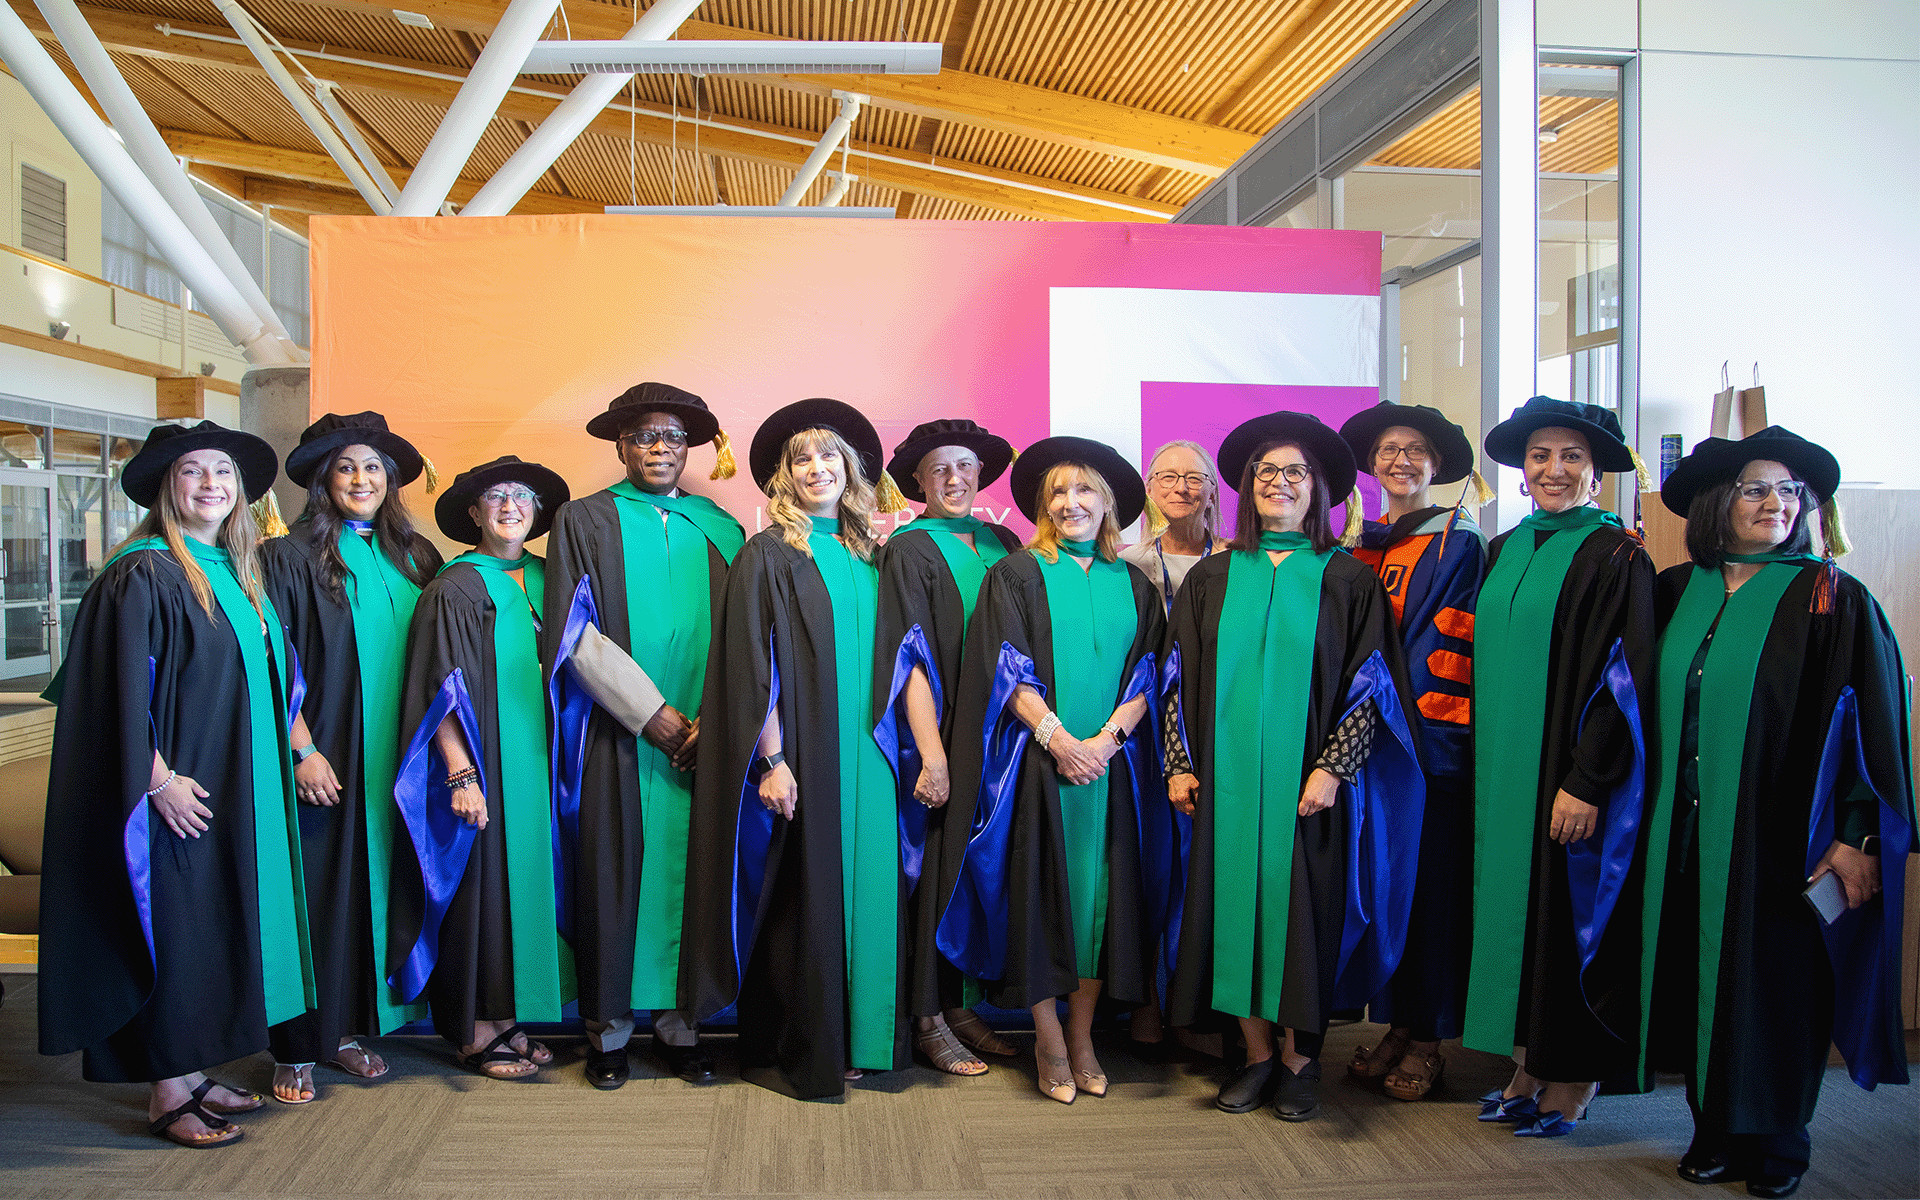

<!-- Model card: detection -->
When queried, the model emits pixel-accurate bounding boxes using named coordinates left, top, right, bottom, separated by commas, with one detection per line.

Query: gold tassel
left=874, top=469, right=912, bottom=515
left=1142, top=494, right=1169, bottom=538
left=709, top=429, right=739, bottom=481
left=1627, top=447, right=1654, bottom=494
left=1467, top=468, right=1495, bottom=508
left=421, top=455, right=439, bottom=495
left=250, top=490, right=289, bottom=539
left=1340, top=487, right=1364, bottom=548
left=1818, top=495, right=1852, bottom=557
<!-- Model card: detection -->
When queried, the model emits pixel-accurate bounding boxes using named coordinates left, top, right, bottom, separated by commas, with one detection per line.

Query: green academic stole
left=1638, top=558, right=1807, bottom=1083
left=898, top=514, right=1008, bottom=629
left=444, top=551, right=572, bottom=1019
left=1035, top=541, right=1136, bottom=978
left=112, top=537, right=315, bottom=1024
left=1464, top=503, right=1617, bottom=1054
left=334, top=529, right=427, bottom=1031
left=609, top=482, right=742, bottom=1008
left=806, top=518, right=898, bottom=1069
left=1207, top=531, right=1328, bottom=1019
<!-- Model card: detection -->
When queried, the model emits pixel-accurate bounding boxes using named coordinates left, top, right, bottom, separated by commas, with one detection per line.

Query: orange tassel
left=1810, top=557, right=1838, bottom=615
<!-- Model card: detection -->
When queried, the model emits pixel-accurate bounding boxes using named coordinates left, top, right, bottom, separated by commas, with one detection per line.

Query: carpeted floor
left=1, top=975, right=1914, bottom=1199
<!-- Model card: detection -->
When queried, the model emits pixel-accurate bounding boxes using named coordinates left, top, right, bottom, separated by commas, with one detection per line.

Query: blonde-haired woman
left=681, top=398, right=910, bottom=1100
left=928, top=436, right=1170, bottom=1104
left=1121, top=439, right=1222, bottom=612
left=39, top=421, right=313, bottom=1147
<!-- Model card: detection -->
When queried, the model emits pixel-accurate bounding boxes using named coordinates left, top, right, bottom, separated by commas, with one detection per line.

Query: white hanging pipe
left=778, top=91, right=863, bottom=207
left=32, top=0, right=299, bottom=357
left=0, top=3, right=290, bottom=363
left=819, top=171, right=853, bottom=207
left=208, top=0, right=392, bottom=214
left=312, top=80, right=401, bottom=206
left=462, top=0, right=700, bottom=217
left=392, top=0, right=561, bottom=216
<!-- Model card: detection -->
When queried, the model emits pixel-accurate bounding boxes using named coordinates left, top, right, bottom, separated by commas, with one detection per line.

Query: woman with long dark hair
left=260, top=412, right=441, bottom=1102
left=1642, top=428, right=1912, bottom=1197
left=39, top=421, right=312, bottom=1146
left=929, top=436, right=1168, bottom=1105
left=1163, top=411, right=1423, bottom=1122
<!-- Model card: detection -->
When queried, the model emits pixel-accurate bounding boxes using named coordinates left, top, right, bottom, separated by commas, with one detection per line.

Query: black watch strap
left=754, top=752, right=786, bottom=777
left=1855, top=834, right=1881, bottom=857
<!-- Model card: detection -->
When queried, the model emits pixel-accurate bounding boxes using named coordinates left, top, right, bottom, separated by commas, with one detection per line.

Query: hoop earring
left=1589, top=478, right=1602, bottom=496
left=1518, top=481, right=1530, bottom=496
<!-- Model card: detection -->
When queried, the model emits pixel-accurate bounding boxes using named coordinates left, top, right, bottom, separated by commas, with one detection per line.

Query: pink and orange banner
left=311, top=216, right=1381, bottom=537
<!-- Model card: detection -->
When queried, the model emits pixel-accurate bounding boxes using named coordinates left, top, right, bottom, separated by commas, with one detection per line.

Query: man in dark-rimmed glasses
left=544, top=382, right=745, bottom=1090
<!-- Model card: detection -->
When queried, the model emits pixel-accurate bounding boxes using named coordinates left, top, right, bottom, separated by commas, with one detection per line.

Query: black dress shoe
left=585, top=1046, right=629, bottom=1090
left=1271, top=1059, right=1322, bottom=1121
left=1746, top=1175, right=1802, bottom=1198
left=1215, top=1057, right=1277, bottom=1114
left=656, top=1040, right=717, bottom=1083
left=1677, top=1153, right=1743, bottom=1185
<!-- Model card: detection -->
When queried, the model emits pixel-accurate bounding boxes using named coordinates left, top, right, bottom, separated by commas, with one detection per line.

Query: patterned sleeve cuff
left=1162, top=690, right=1193, bottom=777
left=1312, top=698, right=1378, bottom=783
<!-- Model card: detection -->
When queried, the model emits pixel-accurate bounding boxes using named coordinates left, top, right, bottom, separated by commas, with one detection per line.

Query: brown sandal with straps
left=1383, top=1049, right=1447, bottom=1100
left=915, top=1023, right=988, bottom=1076
left=150, top=1080, right=244, bottom=1149
left=1348, top=1027, right=1412, bottom=1079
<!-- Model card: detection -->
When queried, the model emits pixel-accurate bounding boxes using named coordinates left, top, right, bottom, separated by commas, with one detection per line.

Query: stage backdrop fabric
left=310, top=217, right=1382, bottom=542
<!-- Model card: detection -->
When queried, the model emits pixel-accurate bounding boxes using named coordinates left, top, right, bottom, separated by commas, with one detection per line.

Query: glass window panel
left=1262, top=193, right=1321, bottom=229
left=1396, top=256, right=1483, bottom=454
left=1341, top=168, right=1481, bottom=270
left=1539, top=63, right=1622, bottom=408
left=0, top=422, right=46, bottom=469
left=48, top=428, right=105, bottom=470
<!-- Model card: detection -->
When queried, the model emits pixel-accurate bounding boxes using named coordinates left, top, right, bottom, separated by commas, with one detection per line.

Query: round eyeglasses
left=1149, top=470, right=1211, bottom=491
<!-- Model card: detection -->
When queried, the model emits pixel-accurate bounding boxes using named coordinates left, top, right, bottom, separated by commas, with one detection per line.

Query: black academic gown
left=680, top=529, right=911, bottom=1100
left=1485, top=523, right=1655, bottom=1083
left=1647, top=565, right=1913, bottom=1139
left=1164, top=551, right=1421, bottom=1039
left=541, top=489, right=731, bottom=1029
left=39, top=547, right=300, bottom=1081
left=871, top=522, right=1023, bottom=1018
left=927, top=550, right=1169, bottom=1013
left=260, top=528, right=439, bottom=1062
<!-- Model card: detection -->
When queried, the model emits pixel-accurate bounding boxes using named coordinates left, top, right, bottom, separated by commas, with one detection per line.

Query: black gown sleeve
left=1559, top=533, right=1657, bottom=805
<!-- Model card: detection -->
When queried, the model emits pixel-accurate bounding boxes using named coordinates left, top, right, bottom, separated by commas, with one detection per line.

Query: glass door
left=0, top=473, right=54, bottom=682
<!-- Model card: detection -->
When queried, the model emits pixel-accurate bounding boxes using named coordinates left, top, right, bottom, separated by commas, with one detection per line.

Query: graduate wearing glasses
left=543, top=383, right=744, bottom=1090
left=391, top=457, right=574, bottom=1079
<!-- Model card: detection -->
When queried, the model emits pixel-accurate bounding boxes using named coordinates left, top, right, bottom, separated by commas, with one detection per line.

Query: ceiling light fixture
left=521, top=40, right=941, bottom=76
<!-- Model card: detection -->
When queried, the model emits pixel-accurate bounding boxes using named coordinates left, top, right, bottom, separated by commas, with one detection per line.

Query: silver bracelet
left=144, top=769, right=177, bottom=798
left=1034, top=711, right=1062, bottom=749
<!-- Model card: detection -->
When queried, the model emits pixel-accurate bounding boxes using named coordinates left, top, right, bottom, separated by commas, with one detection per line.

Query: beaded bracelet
left=446, top=767, right=480, bottom=791
left=144, top=770, right=177, bottom=798
left=1034, top=712, right=1062, bottom=749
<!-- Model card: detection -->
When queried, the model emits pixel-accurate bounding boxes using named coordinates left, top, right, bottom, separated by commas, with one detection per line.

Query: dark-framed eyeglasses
left=1252, top=462, right=1311, bottom=485
left=1149, top=470, right=1211, bottom=491
left=620, top=428, right=689, bottom=449
left=1374, top=443, right=1432, bottom=464
left=1734, top=479, right=1807, bottom=503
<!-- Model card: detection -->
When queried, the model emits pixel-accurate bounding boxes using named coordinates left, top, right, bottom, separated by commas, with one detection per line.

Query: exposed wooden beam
left=161, top=130, right=603, bottom=213
left=268, top=0, right=1254, bottom=173
left=241, top=176, right=373, bottom=215
left=15, top=4, right=1175, bottom=221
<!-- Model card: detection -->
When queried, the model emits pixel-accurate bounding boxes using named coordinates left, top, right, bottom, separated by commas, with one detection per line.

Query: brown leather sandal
left=1347, top=1027, right=1411, bottom=1078
left=1383, top=1049, right=1447, bottom=1100
left=150, top=1080, right=244, bottom=1148
left=945, top=1009, right=1015, bottom=1057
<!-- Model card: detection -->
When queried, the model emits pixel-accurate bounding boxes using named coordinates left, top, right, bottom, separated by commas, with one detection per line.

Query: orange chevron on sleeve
left=1427, top=648, right=1472, bottom=685
left=1432, top=605, right=1474, bottom=642
left=1418, top=692, right=1470, bottom=724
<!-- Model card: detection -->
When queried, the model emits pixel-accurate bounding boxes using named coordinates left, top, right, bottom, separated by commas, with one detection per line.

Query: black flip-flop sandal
left=460, top=1028, right=536, bottom=1079
left=150, top=1080, right=244, bottom=1148
left=500, top=1024, right=552, bottom=1066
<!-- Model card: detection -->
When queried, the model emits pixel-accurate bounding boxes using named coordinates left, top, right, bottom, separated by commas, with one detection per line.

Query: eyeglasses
left=479, top=487, right=537, bottom=508
left=1149, top=470, right=1211, bottom=492
left=620, top=429, right=689, bottom=449
left=1734, top=479, right=1807, bottom=503
left=1252, top=462, right=1311, bottom=485
left=1374, top=443, right=1432, bottom=464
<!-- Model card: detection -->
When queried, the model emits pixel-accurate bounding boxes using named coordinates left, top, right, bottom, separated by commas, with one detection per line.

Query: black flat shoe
left=1677, top=1153, right=1743, bottom=1185
left=1215, top=1057, right=1277, bottom=1114
left=1746, top=1175, right=1802, bottom=1199
left=1271, top=1059, right=1322, bottom=1122
left=585, top=1046, right=629, bottom=1090
left=656, top=1040, right=717, bottom=1084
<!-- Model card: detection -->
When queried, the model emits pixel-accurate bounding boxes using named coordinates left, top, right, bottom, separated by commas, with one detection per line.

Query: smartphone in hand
left=1803, top=871, right=1847, bottom=924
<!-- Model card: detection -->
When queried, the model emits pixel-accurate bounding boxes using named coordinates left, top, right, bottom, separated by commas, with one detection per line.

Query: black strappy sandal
left=459, top=1028, right=536, bottom=1080
left=149, top=1080, right=244, bottom=1148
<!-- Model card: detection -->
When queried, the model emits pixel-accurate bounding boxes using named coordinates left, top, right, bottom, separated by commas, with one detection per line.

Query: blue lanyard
left=1154, top=532, right=1212, bottom=614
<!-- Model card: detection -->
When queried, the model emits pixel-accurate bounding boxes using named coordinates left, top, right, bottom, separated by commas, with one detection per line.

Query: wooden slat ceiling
left=6, top=0, right=1439, bottom=224
left=1367, top=86, right=1621, bottom=176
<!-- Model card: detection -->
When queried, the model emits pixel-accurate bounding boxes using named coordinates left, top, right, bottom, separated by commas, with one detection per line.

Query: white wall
left=1538, top=0, right=1920, bottom=488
